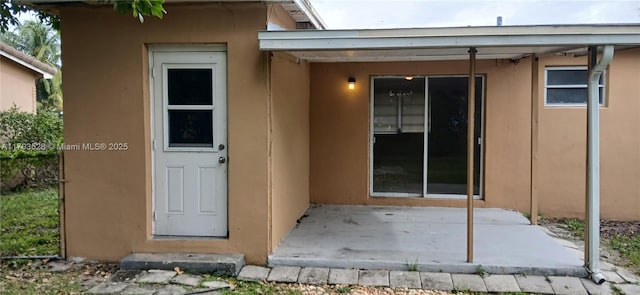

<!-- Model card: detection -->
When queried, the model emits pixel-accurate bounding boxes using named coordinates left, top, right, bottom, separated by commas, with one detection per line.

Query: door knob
left=219, top=157, right=226, bottom=164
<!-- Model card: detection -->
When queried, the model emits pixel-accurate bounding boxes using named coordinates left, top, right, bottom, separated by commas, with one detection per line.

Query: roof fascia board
left=0, top=49, right=54, bottom=78
left=258, top=25, right=640, bottom=51
left=292, top=0, right=326, bottom=29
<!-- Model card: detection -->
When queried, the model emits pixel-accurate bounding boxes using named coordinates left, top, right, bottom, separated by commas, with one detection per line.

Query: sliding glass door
left=371, top=76, right=483, bottom=198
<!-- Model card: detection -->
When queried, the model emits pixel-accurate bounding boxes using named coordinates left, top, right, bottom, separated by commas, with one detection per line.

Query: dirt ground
left=540, top=218, right=640, bottom=274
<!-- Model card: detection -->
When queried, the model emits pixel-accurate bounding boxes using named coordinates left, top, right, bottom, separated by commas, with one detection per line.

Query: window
left=544, top=67, right=605, bottom=106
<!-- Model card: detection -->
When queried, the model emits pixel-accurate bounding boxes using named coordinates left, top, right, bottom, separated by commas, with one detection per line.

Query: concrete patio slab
left=483, top=274, right=520, bottom=293
left=298, top=267, right=329, bottom=285
left=154, top=285, right=186, bottom=295
left=328, top=268, right=359, bottom=285
left=602, top=270, right=626, bottom=283
left=136, top=270, right=176, bottom=284
left=616, top=268, right=640, bottom=283
left=267, top=266, right=301, bottom=283
left=548, top=276, right=588, bottom=295
left=120, top=253, right=244, bottom=275
left=121, top=285, right=155, bottom=295
left=237, top=266, right=270, bottom=282
left=170, top=274, right=202, bottom=287
left=389, top=271, right=421, bottom=289
left=420, top=272, right=454, bottom=291
left=580, top=278, right=613, bottom=295
left=451, top=274, right=487, bottom=292
left=617, top=284, right=640, bottom=295
left=514, top=275, right=554, bottom=294
left=359, top=270, right=390, bottom=286
left=268, top=205, right=587, bottom=276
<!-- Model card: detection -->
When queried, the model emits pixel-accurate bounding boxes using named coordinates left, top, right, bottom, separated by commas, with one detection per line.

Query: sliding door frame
left=369, top=75, right=485, bottom=199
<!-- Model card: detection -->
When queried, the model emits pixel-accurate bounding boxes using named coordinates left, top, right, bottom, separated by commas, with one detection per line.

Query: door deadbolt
left=219, top=157, right=226, bottom=164
left=218, top=144, right=225, bottom=150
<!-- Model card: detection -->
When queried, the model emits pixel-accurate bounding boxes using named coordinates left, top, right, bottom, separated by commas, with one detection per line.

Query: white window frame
left=544, top=66, right=606, bottom=107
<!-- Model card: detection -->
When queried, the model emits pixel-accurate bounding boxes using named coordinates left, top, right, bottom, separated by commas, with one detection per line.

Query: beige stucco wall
left=537, top=49, right=640, bottom=220
left=309, top=53, right=640, bottom=220
left=266, top=7, right=311, bottom=252
left=0, top=56, right=37, bottom=113
left=310, top=60, right=532, bottom=210
left=269, top=52, right=310, bottom=251
left=60, top=3, right=271, bottom=263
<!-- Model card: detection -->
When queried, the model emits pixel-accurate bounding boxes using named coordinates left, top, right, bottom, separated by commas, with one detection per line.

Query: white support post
left=586, top=45, right=614, bottom=285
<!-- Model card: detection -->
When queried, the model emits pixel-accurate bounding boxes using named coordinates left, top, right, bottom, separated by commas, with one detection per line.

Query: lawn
left=0, top=189, right=60, bottom=256
left=559, top=218, right=640, bottom=274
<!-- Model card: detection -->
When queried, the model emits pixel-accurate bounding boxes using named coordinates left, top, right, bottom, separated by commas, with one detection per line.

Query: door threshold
left=371, top=193, right=482, bottom=200
left=152, top=235, right=228, bottom=240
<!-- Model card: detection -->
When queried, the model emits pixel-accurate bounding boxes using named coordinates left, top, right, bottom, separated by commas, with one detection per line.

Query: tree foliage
left=0, top=0, right=166, bottom=33
left=3, top=20, right=62, bottom=112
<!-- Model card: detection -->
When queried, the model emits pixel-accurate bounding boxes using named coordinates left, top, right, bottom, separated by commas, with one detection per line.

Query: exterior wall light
left=405, top=76, right=414, bottom=81
left=348, top=76, right=356, bottom=90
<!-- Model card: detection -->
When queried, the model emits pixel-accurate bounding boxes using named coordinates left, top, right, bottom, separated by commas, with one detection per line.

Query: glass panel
left=168, top=69, right=213, bottom=105
left=372, top=78, right=425, bottom=194
left=547, top=88, right=588, bottom=104
left=427, top=77, right=482, bottom=195
left=168, top=110, right=213, bottom=147
left=547, top=69, right=587, bottom=86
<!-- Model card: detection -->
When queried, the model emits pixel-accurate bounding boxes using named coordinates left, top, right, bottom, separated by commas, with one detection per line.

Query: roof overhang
left=259, top=24, right=640, bottom=62
left=0, top=41, right=57, bottom=78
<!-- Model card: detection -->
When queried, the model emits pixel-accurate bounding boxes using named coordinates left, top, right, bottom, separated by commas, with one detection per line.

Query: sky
left=310, top=0, right=640, bottom=29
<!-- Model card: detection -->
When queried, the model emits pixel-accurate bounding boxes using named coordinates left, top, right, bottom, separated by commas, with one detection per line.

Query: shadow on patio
left=269, top=205, right=587, bottom=277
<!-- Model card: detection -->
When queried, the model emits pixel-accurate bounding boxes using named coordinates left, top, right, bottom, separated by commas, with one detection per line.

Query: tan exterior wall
left=59, top=3, right=271, bottom=263
left=266, top=4, right=297, bottom=30
left=269, top=52, right=310, bottom=250
left=537, top=49, right=640, bottom=220
left=0, top=56, right=37, bottom=113
left=310, top=60, right=533, bottom=210
left=310, top=54, right=640, bottom=220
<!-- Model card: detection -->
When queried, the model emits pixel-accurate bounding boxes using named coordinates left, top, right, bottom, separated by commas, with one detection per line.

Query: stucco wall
left=59, top=3, right=271, bottom=263
left=269, top=52, right=310, bottom=251
left=0, top=56, right=37, bottom=113
left=309, top=54, right=640, bottom=220
left=537, top=50, right=640, bottom=220
left=310, top=60, right=532, bottom=210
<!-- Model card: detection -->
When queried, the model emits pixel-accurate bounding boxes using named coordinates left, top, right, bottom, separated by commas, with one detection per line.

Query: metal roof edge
left=258, top=24, right=640, bottom=51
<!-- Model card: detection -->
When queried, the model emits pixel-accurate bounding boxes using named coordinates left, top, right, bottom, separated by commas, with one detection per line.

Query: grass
left=0, top=260, right=83, bottom=295
left=221, top=278, right=302, bottom=295
left=406, top=257, right=419, bottom=271
left=0, top=189, right=59, bottom=256
left=610, top=235, right=640, bottom=274
left=563, top=219, right=585, bottom=237
left=559, top=218, right=640, bottom=274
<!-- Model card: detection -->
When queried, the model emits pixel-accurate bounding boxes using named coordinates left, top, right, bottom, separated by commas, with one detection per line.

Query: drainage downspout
left=586, top=45, right=614, bottom=284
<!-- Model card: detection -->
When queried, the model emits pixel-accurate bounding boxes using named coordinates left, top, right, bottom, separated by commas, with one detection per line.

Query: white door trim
left=149, top=45, right=228, bottom=237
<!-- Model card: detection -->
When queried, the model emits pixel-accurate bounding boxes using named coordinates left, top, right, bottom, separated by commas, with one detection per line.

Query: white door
left=151, top=48, right=227, bottom=237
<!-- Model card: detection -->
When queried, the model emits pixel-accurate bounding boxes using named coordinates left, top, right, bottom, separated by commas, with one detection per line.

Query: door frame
left=148, top=44, right=228, bottom=237
left=369, top=75, right=485, bottom=199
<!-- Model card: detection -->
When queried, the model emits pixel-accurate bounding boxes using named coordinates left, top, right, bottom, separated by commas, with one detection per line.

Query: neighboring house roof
left=0, top=40, right=57, bottom=78
left=24, top=0, right=327, bottom=30
left=258, top=24, right=640, bottom=62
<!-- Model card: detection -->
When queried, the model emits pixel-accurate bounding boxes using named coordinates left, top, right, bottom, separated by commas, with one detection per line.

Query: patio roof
left=258, top=24, right=640, bottom=62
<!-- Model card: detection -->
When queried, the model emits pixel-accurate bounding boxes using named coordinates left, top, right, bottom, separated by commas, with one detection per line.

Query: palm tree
left=16, top=20, right=60, bottom=67
left=3, top=20, right=62, bottom=111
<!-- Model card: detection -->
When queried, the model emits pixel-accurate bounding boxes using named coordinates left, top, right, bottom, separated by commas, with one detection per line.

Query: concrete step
left=120, top=253, right=245, bottom=275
